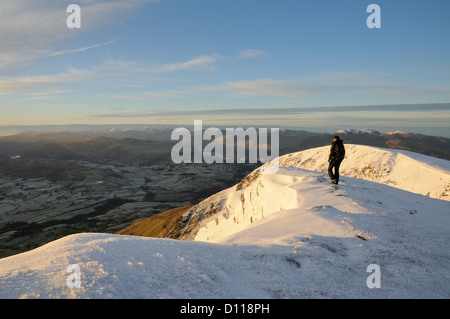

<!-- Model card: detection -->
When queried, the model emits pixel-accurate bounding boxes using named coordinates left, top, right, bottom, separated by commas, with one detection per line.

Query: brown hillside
left=116, top=205, right=193, bottom=238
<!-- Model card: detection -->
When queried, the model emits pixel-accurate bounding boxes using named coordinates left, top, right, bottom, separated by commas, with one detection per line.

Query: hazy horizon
left=0, top=124, right=449, bottom=139
left=1, top=102, right=449, bottom=138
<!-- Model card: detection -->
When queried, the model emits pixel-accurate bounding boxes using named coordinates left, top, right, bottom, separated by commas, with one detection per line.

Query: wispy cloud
left=191, top=71, right=428, bottom=99
left=0, top=55, right=221, bottom=96
left=0, top=0, right=157, bottom=71
left=96, top=69, right=446, bottom=103
left=308, top=71, right=420, bottom=96
left=45, top=39, right=119, bottom=58
left=79, top=103, right=450, bottom=121
left=239, top=49, right=266, bottom=58
left=104, top=90, right=191, bottom=100
left=0, top=62, right=117, bottom=95
left=21, top=89, right=75, bottom=101
left=198, top=78, right=320, bottom=97
left=150, top=54, right=221, bottom=73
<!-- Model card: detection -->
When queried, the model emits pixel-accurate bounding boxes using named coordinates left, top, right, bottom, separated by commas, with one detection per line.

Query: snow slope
left=0, top=146, right=449, bottom=299
left=279, top=144, right=450, bottom=201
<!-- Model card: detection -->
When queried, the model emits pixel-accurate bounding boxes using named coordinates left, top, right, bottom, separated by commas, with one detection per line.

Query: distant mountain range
left=0, top=128, right=449, bottom=165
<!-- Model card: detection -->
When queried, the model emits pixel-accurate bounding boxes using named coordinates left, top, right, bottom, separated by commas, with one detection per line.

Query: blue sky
left=0, top=0, right=449, bottom=135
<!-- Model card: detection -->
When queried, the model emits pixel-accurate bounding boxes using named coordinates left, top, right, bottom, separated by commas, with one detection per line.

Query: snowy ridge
left=278, top=144, right=450, bottom=201
left=0, top=145, right=449, bottom=298
left=193, top=168, right=359, bottom=244
left=176, top=144, right=450, bottom=242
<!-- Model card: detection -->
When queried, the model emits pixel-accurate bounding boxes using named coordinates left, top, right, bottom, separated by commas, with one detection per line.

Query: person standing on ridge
left=328, top=136, right=345, bottom=185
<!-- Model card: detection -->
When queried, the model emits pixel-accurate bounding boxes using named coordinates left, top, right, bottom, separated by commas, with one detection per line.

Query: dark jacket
left=329, top=139, right=345, bottom=162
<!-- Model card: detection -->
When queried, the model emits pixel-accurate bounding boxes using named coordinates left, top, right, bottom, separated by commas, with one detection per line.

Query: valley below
left=0, top=159, right=256, bottom=258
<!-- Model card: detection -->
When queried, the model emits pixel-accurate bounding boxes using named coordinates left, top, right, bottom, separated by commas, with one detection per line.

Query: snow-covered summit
left=182, top=146, right=450, bottom=242
left=279, top=144, right=450, bottom=201
left=0, top=145, right=449, bottom=298
left=170, top=144, right=450, bottom=242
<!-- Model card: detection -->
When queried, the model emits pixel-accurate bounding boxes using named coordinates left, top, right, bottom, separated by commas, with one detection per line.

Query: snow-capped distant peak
left=384, top=130, right=409, bottom=135
left=335, top=129, right=381, bottom=135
